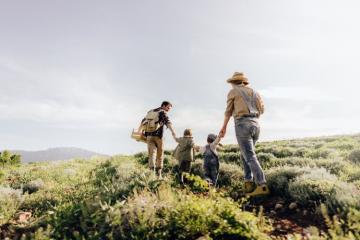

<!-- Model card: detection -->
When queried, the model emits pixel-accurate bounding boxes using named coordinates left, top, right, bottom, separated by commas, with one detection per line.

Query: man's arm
left=167, top=123, right=176, bottom=138
left=160, top=110, right=176, bottom=137
left=137, top=118, right=146, bottom=132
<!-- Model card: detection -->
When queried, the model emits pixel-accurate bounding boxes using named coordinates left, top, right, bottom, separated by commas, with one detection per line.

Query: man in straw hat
left=219, top=72, right=269, bottom=196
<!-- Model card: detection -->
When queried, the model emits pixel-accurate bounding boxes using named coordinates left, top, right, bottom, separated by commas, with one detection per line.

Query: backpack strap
left=235, top=87, right=259, bottom=117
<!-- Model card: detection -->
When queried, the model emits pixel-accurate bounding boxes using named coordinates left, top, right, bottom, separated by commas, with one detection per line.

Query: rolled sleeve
left=255, top=92, right=265, bottom=115
left=160, top=111, right=171, bottom=127
left=225, top=91, right=234, bottom=117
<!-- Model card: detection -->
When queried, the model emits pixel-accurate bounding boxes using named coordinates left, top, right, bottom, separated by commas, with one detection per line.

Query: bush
left=221, top=145, right=239, bottom=153
left=257, top=146, right=295, bottom=158
left=257, top=152, right=276, bottom=168
left=288, top=168, right=360, bottom=213
left=190, top=160, right=205, bottom=177
left=266, top=166, right=308, bottom=198
left=134, top=151, right=148, bottom=166
left=217, top=162, right=244, bottom=188
left=294, top=147, right=309, bottom=157
left=305, top=148, right=333, bottom=159
left=0, top=186, right=23, bottom=224
left=91, top=162, right=165, bottom=204
left=348, top=149, right=360, bottom=164
left=90, top=160, right=118, bottom=187
left=322, top=206, right=360, bottom=239
left=314, top=159, right=350, bottom=176
left=348, top=169, right=360, bottom=182
left=218, top=152, right=241, bottom=164
left=182, top=173, right=209, bottom=193
left=48, top=200, right=108, bottom=239
left=23, top=178, right=45, bottom=194
left=0, top=150, right=21, bottom=166
left=108, top=187, right=272, bottom=240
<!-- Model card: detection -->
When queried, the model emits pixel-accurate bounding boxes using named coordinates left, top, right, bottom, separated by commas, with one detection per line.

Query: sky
left=1, top=0, right=360, bottom=155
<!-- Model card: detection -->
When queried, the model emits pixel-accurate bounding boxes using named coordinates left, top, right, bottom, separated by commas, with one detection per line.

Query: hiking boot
left=244, top=181, right=255, bottom=193
left=150, top=167, right=156, bottom=176
left=246, top=184, right=270, bottom=197
left=156, top=168, right=163, bottom=180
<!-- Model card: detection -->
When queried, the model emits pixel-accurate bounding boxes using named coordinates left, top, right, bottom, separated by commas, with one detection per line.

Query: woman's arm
left=219, top=115, right=231, bottom=138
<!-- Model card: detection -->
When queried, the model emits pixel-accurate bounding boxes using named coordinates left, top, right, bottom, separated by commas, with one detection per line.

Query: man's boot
left=244, top=181, right=255, bottom=193
left=156, top=168, right=163, bottom=180
left=246, top=184, right=270, bottom=197
left=180, top=172, right=184, bottom=184
left=150, top=167, right=156, bottom=176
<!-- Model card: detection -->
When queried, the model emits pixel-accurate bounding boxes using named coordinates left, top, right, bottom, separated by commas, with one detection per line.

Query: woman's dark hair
left=161, top=101, right=172, bottom=107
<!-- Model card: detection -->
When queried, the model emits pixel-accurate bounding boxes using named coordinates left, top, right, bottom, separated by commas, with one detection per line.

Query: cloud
left=259, top=86, right=341, bottom=102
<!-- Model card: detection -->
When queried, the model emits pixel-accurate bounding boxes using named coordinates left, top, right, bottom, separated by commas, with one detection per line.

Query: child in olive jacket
left=173, top=129, right=196, bottom=183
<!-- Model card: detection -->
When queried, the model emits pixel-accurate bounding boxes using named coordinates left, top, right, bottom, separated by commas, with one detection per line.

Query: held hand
left=219, top=127, right=226, bottom=138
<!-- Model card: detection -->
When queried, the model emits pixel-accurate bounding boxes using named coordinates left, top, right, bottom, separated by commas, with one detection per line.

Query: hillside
left=10, top=147, right=108, bottom=163
left=0, top=134, right=359, bottom=239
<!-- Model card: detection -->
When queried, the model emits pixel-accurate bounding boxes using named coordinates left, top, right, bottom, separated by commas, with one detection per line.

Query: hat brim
left=227, top=78, right=249, bottom=84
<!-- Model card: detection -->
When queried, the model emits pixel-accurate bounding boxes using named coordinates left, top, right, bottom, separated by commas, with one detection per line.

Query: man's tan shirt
left=224, top=86, right=265, bottom=119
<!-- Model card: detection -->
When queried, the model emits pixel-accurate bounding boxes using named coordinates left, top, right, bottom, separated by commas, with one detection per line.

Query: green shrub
left=288, top=168, right=360, bottom=213
left=91, top=162, right=165, bottom=204
left=348, top=169, right=360, bottom=182
left=322, top=205, right=360, bottom=239
left=266, top=166, right=308, bottom=198
left=294, top=147, right=309, bottom=157
left=257, top=152, right=276, bottom=168
left=164, top=150, right=173, bottom=155
left=314, top=159, right=350, bottom=176
left=108, top=187, right=272, bottom=240
left=48, top=200, right=108, bottom=239
left=348, top=149, right=360, bottom=164
left=6, top=170, right=34, bottom=189
left=221, top=145, right=239, bottom=153
left=190, top=160, right=205, bottom=177
left=0, top=150, right=21, bottom=167
left=0, top=186, right=23, bottom=224
left=189, top=161, right=244, bottom=189
left=257, top=146, right=295, bottom=158
left=23, top=178, right=45, bottom=194
left=218, top=152, right=241, bottom=164
left=305, top=148, right=333, bottom=159
left=217, top=162, right=244, bottom=188
left=182, top=173, right=209, bottom=193
left=134, top=151, right=148, bottom=165
left=90, top=160, right=118, bottom=187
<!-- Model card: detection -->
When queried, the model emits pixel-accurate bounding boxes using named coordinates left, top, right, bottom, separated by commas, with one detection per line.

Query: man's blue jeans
left=235, top=117, right=266, bottom=185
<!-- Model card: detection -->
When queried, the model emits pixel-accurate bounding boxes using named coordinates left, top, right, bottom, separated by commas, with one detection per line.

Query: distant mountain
left=10, top=147, right=109, bottom=163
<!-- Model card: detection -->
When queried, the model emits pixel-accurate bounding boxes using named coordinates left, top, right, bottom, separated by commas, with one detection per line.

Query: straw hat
left=226, top=72, right=249, bottom=84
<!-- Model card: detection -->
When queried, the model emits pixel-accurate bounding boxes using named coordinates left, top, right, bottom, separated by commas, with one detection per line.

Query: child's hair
left=183, top=129, right=192, bottom=137
left=207, top=133, right=217, bottom=143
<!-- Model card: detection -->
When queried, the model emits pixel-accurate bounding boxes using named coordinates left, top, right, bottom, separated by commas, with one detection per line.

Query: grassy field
left=1, top=134, right=360, bottom=239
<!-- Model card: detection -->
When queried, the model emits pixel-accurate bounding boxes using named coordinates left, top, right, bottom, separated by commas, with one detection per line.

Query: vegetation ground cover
left=0, top=134, right=360, bottom=239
